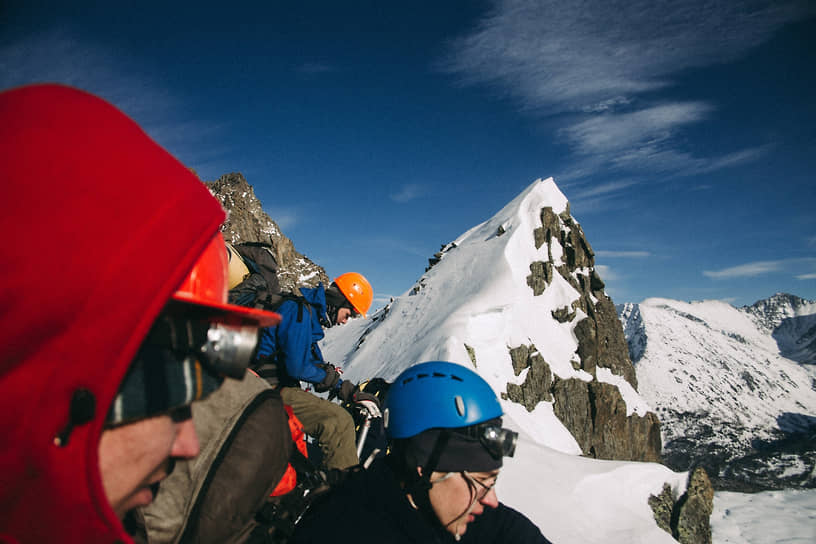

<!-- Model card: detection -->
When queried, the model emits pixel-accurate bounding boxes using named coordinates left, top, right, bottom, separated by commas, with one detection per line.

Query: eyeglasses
left=462, top=471, right=498, bottom=500
left=429, top=471, right=498, bottom=500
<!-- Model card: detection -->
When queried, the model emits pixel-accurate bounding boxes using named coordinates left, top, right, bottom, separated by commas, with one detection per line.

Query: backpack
left=227, top=242, right=315, bottom=322
left=136, top=371, right=329, bottom=544
left=227, top=242, right=282, bottom=309
left=137, top=371, right=293, bottom=543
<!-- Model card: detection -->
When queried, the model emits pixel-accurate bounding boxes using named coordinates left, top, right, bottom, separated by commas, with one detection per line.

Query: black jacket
left=291, top=458, right=553, bottom=544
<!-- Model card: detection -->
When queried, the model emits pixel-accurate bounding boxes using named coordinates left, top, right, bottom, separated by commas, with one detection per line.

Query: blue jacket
left=255, top=284, right=333, bottom=387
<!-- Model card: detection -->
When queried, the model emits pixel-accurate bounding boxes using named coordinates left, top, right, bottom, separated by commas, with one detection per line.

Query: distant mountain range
left=618, top=294, right=816, bottom=491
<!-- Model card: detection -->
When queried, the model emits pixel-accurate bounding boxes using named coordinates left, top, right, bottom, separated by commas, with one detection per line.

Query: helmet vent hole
left=455, top=395, right=465, bottom=417
left=451, top=375, right=463, bottom=382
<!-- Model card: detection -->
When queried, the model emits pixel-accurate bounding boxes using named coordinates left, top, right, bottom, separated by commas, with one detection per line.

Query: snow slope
left=711, top=488, right=816, bottom=543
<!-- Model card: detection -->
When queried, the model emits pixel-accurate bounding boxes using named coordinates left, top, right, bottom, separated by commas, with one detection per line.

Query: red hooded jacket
left=0, top=85, right=226, bottom=542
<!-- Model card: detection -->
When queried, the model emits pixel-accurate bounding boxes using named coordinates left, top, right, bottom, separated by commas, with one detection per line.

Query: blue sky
left=3, top=0, right=815, bottom=308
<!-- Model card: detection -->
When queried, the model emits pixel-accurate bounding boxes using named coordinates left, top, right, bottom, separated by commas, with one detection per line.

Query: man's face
left=335, top=307, right=353, bottom=325
left=427, top=469, right=500, bottom=539
left=98, top=411, right=200, bottom=518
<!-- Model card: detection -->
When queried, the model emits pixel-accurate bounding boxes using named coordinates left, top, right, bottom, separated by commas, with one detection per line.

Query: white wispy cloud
left=797, top=273, right=816, bottom=280
left=611, top=142, right=770, bottom=177
left=264, top=207, right=299, bottom=230
left=594, top=264, right=619, bottom=281
left=570, top=179, right=639, bottom=200
left=703, top=260, right=786, bottom=279
left=704, top=258, right=816, bottom=279
left=389, top=183, right=426, bottom=203
left=595, top=250, right=651, bottom=258
left=442, top=0, right=813, bottom=180
left=562, top=102, right=712, bottom=155
left=443, top=0, right=813, bottom=113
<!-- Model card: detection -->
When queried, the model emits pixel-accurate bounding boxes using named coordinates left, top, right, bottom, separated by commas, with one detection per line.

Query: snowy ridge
left=325, top=178, right=653, bottom=454
left=321, top=178, right=688, bottom=542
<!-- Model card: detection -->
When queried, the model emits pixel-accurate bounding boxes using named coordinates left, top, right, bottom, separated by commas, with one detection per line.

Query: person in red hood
left=0, top=84, right=281, bottom=543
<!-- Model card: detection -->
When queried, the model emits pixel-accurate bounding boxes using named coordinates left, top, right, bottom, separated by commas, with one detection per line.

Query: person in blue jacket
left=291, top=361, right=554, bottom=543
left=253, top=273, right=374, bottom=471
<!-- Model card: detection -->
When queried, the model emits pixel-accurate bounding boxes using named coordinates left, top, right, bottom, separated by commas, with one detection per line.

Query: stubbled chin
left=453, top=519, right=472, bottom=538
left=122, top=486, right=154, bottom=517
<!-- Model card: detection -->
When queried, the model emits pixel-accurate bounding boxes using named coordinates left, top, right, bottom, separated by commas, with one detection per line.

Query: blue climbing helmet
left=384, top=361, right=517, bottom=472
left=385, top=361, right=502, bottom=438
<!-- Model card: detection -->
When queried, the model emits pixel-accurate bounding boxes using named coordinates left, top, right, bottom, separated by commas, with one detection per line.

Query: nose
left=170, top=418, right=200, bottom=458
left=479, top=487, right=499, bottom=509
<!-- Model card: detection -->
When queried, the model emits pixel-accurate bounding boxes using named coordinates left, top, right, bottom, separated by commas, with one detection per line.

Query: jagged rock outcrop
left=205, top=173, right=329, bottom=291
left=506, top=345, right=553, bottom=410
left=649, top=467, right=714, bottom=544
left=515, top=203, right=659, bottom=462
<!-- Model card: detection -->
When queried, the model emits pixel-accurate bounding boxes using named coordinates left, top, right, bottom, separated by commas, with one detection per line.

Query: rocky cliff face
left=205, top=173, right=329, bottom=291
left=649, top=467, right=714, bottom=544
left=513, top=202, right=660, bottom=462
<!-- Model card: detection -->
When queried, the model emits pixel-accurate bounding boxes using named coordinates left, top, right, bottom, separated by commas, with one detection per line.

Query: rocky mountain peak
left=741, top=292, right=816, bottom=331
left=205, top=173, right=329, bottom=291
left=323, top=178, right=662, bottom=464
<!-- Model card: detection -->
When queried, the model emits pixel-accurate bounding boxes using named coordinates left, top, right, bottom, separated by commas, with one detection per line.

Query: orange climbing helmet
left=333, top=272, right=373, bottom=318
left=172, top=232, right=281, bottom=328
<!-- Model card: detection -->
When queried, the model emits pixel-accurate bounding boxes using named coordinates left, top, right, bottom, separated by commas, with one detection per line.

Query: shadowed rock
left=206, top=172, right=329, bottom=291
left=649, top=467, right=714, bottom=544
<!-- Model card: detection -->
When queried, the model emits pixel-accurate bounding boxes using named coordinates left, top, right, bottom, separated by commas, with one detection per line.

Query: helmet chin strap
left=322, top=305, right=337, bottom=327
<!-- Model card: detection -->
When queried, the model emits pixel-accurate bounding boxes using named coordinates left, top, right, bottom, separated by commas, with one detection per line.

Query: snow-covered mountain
left=618, top=296, right=816, bottom=491
left=321, top=178, right=711, bottom=543
left=742, top=293, right=816, bottom=366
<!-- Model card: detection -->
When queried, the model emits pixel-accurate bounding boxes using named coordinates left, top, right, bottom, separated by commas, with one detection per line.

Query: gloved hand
left=314, top=363, right=341, bottom=393
left=352, top=391, right=382, bottom=418
left=336, top=381, right=382, bottom=417
left=336, top=380, right=356, bottom=403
